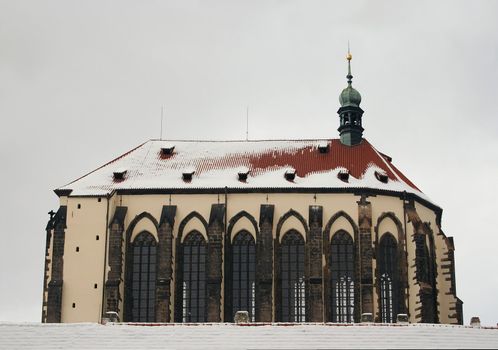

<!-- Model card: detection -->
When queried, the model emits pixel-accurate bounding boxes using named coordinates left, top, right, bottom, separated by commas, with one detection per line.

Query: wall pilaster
left=103, top=206, right=127, bottom=319
left=357, top=196, right=374, bottom=317
left=46, top=206, right=67, bottom=323
left=156, top=205, right=176, bottom=322
left=307, top=205, right=323, bottom=322
left=206, top=204, right=225, bottom=322
left=256, top=204, right=274, bottom=322
left=42, top=212, right=56, bottom=323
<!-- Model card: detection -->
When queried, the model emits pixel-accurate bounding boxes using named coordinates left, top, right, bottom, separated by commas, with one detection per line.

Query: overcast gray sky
left=0, top=0, right=497, bottom=325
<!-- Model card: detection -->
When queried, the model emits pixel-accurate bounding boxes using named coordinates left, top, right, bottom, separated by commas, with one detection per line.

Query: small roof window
left=161, top=144, right=175, bottom=156
left=284, top=168, right=297, bottom=181
left=337, top=169, right=350, bottom=182
left=375, top=170, right=389, bottom=183
left=318, top=142, right=329, bottom=154
left=182, top=168, right=195, bottom=182
left=237, top=167, right=250, bottom=182
left=113, top=168, right=127, bottom=181
left=379, top=152, right=393, bottom=162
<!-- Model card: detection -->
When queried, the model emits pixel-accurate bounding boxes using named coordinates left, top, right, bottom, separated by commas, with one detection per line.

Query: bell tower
left=337, top=50, right=364, bottom=146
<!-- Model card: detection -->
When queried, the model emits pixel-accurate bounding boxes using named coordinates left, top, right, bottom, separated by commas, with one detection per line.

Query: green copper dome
left=339, top=85, right=361, bottom=107
left=339, top=53, right=361, bottom=108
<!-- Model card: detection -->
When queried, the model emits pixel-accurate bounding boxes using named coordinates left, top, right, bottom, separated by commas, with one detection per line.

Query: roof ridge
left=149, top=138, right=341, bottom=143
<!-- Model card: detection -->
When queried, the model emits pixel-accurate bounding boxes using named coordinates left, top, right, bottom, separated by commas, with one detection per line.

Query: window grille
left=378, top=234, right=398, bottom=323
left=330, top=231, right=355, bottom=322
left=182, top=231, right=207, bottom=322
left=130, top=232, right=157, bottom=322
left=231, top=231, right=256, bottom=321
left=280, top=230, right=306, bottom=322
left=415, top=234, right=430, bottom=283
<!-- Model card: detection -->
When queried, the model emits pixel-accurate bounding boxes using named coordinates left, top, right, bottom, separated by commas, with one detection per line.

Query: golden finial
left=346, top=41, right=353, bottom=84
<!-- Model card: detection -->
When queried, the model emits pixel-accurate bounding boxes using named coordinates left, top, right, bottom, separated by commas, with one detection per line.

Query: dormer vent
left=161, top=145, right=175, bottom=156
left=237, top=168, right=250, bottom=182
left=113, top=168, right=127, bottom=181
left=318, top=142, right=329, bottom=154
left=284, top=169, right=297, bottom=181
left=375, top=170, right=389, bottom=183
left=182, top=169, right=195, bottom=182
left=379, top=152, right=392, bottom=162
left=338, top=169, right=350, bottom=182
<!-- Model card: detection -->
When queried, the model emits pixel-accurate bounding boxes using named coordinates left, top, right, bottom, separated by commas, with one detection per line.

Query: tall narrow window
left=417, top=234, right=437, bottom=323
left=379, top=234, right=398, bottom=323
left=330, top=231, right=355, bottom=322
left=182, top=231, right=207, bottom=322
left=232, top=231, right=256, bottom=321
left=130, top=232, right=157, bottom=322
left=280, top=230, right=306, bottom=322
left=415, top=234, right=429, bottom=283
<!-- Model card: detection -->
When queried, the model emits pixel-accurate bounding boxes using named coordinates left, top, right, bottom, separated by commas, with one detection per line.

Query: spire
left=337, top=45, right=364, bottom=146
left=347, top=42, right=353, bottom=86
left=339, top=46, right=361, bottom=108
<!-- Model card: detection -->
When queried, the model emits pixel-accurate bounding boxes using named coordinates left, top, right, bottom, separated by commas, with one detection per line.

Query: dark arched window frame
left=126, top=231, right=158, bottom=322
left=416, top=231, right=439, bottom=323
left=179, top=231, right=207, bottom=323
left=330, top=230, right=355, bottom=323
left=231, top=230, right=256, bottom=321
left=378, top=233, right=399, bottom=323
left=279, top=230, right=306, bottom=322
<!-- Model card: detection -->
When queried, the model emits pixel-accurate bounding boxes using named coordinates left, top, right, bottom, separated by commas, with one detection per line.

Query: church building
left=42, top=54, right=463, bottom=325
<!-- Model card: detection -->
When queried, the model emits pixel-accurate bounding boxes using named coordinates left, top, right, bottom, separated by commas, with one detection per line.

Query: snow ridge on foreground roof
left=58, top=138, right=431, bottom=203
left=2, top=322, right=498, bottom=349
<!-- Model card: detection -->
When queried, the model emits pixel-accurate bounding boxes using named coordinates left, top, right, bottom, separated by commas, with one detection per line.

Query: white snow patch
left=1, top=322, right=497, bottom=350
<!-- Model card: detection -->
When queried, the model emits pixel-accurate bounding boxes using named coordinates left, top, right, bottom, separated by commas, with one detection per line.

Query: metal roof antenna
left=246, top=105, right=249, bottom=141
left=160, top=105, right=164, bottom=140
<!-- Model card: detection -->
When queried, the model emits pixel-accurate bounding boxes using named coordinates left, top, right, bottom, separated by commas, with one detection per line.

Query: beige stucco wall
left=230, top=215, right=257, bottom=242
left=54, top=191, right=456, bottom=324
left=329, top=215, right=354, bottom=240
left=60, top=196, right=109, bottom=323
left=131, top=217, right=158, bottom=242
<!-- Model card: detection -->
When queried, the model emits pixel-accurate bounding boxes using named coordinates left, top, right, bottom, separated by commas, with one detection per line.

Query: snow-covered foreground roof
left=58, top=139, right=431, bottom=203
left=1, top=322, right=497, bottom=349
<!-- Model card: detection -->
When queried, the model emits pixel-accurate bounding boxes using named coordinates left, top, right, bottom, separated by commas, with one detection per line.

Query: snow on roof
left=57, top=138, right=430, bottom=202
left=1, top=322, right=497, bottom=349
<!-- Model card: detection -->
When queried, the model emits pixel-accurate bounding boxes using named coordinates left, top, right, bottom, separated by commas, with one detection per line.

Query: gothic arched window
left=416, top=233, right=438, bottom=323
left=130, top=231, right=157, bottom=322
left=379, top=233, right=398, bottom=323
left=330, top=231, right=355, bottom=323
left=182, top=231, right=207, bottom=322
left=231, top=231, right=256, bottom=321
left=280, top=230, right=306, bottom=322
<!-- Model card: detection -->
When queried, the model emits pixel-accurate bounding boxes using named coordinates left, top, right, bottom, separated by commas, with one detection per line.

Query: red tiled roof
left=58, top=138, right=424, bottom=198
